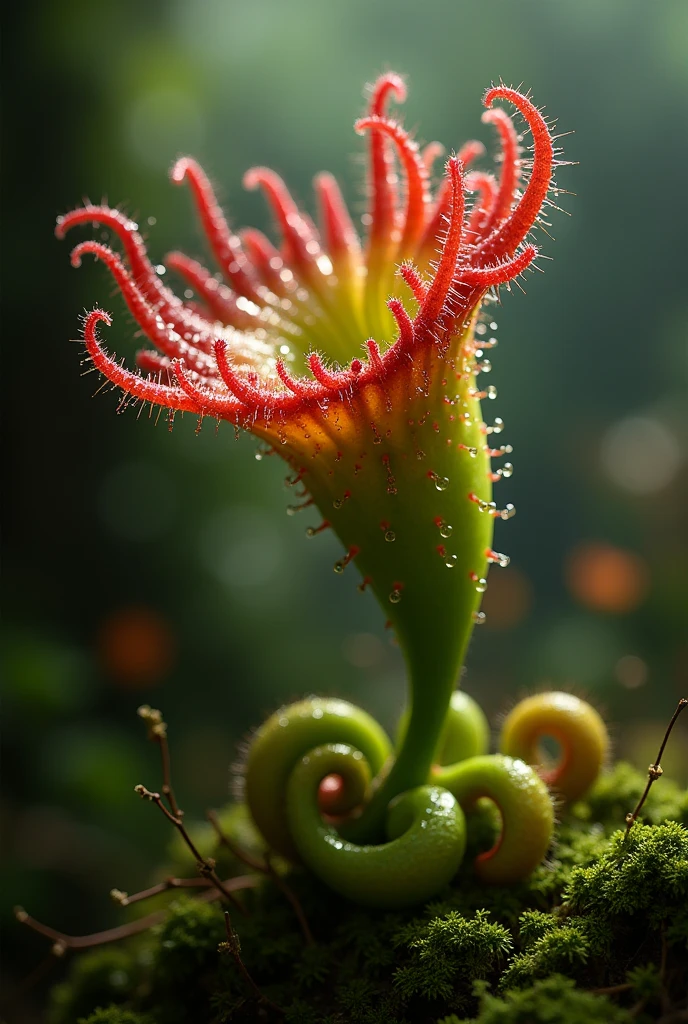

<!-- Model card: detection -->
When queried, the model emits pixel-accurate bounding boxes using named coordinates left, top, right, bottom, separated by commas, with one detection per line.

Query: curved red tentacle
left=313, top=172, right=362, bottom=271
left=366, top=73, right=406, bottom=247
left=276, top=359, right=319, bottom=397
left=214, top=339, right=284, bottom=412
left=71, top=242, right=217, bottom=375
left=476, top=88, right=554, bottom=262
left=172, top=359, right=243, bottom=419
left=355, top=116, right=429, bottom=256
left=83, top=310, right=199, bottom=412
left=418, top=140, right=482, bottom=258
left=458, top=244, right=537, bottom=286
left=366, top=339, right=385, bottom=373
left=171, top=157, right=261, bottom=301
left=56, top=205, right=168, bottom=307
left=239, top=228, right=290, bottom=295
left=399, top=261, right=428, bottom=304
left=243, top=167, right=320, bottom=270
left=419, top=157, right=465, bottom=323
left=164, top=250, right=258, bottom=330
left=464, top=172, right=499, bottom=240
left=308, top=352, right=362, bottom=391
left=57, top=205, right=224, bottom=345
left=421, top=141, right=445, bottom=176
left=136, top=349, right=173, bottom=379
left=479, top=106, right=521, bottom=239
left=387, top=298, right=415, bottom=352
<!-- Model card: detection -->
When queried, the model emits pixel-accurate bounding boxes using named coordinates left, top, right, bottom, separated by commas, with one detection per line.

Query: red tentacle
left=308, top=352, right=363, bottom=390
left=421, top=142, right=445, bottom=176
left=459, top=244, right=537, bottom=286
left=83, top=310, right=199, bottom=412
left=172, top=359, right=243, bottom=419
left=419, top=140, right=482, bottom=258
left=313, top=172, right=362, bottom=271
left=478, top=107, right=521, bottom=239
left=366, top=339, right=385, bottom=373
left=419, top=157, right=465, bottom=322
left=476, top=88, right=554, bottom=261
left=399, top=261, right=428, bottom=304
left=366, top=72, right=406, bottom=248
left=214, top=338, right=282, bottom=412
left=387, top=298, right=415, bottom=351
left=276, top=359, right=319, bottom=397
left=57, top=205, right=225, bottom=345
left=464, top=172, right=499, bottom=240
left=56, top=205, right=169, bottom=307
left=71, top=242, right=217, bottom=375
left=164, top=250, right=258, bottom=329
left=170, top=157, right=261, bottom=300
left=239, top=229, right=290, bottom=295
left=355, top=116, right=429, bottom=256
left=243, top=167, right=321, bottom=270
left=136, top=349, right=173, bottom=379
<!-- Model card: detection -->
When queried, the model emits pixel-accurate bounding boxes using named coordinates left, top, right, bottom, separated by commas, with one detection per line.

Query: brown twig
left=265, top=851, right=315, bottom=946
left=134, top=785, right=245, bottom=913
left=207, top=809, right=314, bottom=945
left=221, top=911, right=283, bottom=1016
left=14, top=875, right=259, bottom=953
left=138, top=705, right=181, bottom=817
left=624, top=697, right=687, bottom=837
left=110, top=875, right=213, bottom=907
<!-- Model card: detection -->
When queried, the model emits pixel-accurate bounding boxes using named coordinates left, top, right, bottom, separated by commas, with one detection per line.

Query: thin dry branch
left=624, top=697, right=687, bottom=837
left=207, top=809, right=314, bottom=945
left=221, top=911, right=284, bottom=1015
left=14, top=875, right=259, bottom=953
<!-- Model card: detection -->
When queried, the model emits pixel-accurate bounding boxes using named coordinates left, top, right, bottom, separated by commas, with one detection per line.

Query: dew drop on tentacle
left=472, top=610, right=487, bottom=625
left=428, top=471, right=450, bottom=491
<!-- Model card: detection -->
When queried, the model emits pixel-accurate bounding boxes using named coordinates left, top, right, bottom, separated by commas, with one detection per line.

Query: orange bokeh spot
left=481, top=567, right=533, bottom=629
left=566, top=542, right=648, bottom=614
left=98, top=606, right=175, bottom=687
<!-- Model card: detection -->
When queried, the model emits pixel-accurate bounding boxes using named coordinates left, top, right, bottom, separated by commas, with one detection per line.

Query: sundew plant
left=54, top=73, right=611, bottom=908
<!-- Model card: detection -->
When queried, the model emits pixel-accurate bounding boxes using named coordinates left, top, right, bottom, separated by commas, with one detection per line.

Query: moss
left=47, top=775, right=688, bottom=1023
left=77, top=1009, right=154, bottom=1024
left=394, top=909, right=512, bottom=1004
left=49, top=947, right=145, bottom=1024
left=439, top=974, right=632, bottom=1023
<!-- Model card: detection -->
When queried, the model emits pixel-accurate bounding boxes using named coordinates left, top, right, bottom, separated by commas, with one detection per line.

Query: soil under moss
left=47, top=762, right=688, bottom=1024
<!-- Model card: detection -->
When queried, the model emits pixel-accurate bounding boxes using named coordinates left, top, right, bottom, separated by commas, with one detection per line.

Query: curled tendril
left=243, top=689, right=608, bottom=907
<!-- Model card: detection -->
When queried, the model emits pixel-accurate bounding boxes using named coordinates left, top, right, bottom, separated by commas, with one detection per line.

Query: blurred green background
left=2, top=0, right=687, bottom=1012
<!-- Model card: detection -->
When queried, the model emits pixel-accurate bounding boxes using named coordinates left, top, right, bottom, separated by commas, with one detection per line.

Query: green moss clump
left=47, top=769, right=688, bottom=1023
left=78, top=1009, right=154, bottom=1024
left=394, top=909, right=512, bottom=1003
left=49, top=947, right=145, bottom=1024
left=439, top=974, right=632, bottom=1023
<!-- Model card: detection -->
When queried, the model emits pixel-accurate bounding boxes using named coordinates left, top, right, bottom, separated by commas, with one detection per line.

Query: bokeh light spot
left=600, top=416, right=682, bottom=495
left=481, top=567, right=533, bottom=629
left=614, top=654, right=648, bottom=690
left=342, top=632, right=386, bottom=669
left=98, top=606, right=175, bottom=687
left=566, top=542, right=649, bottom=614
